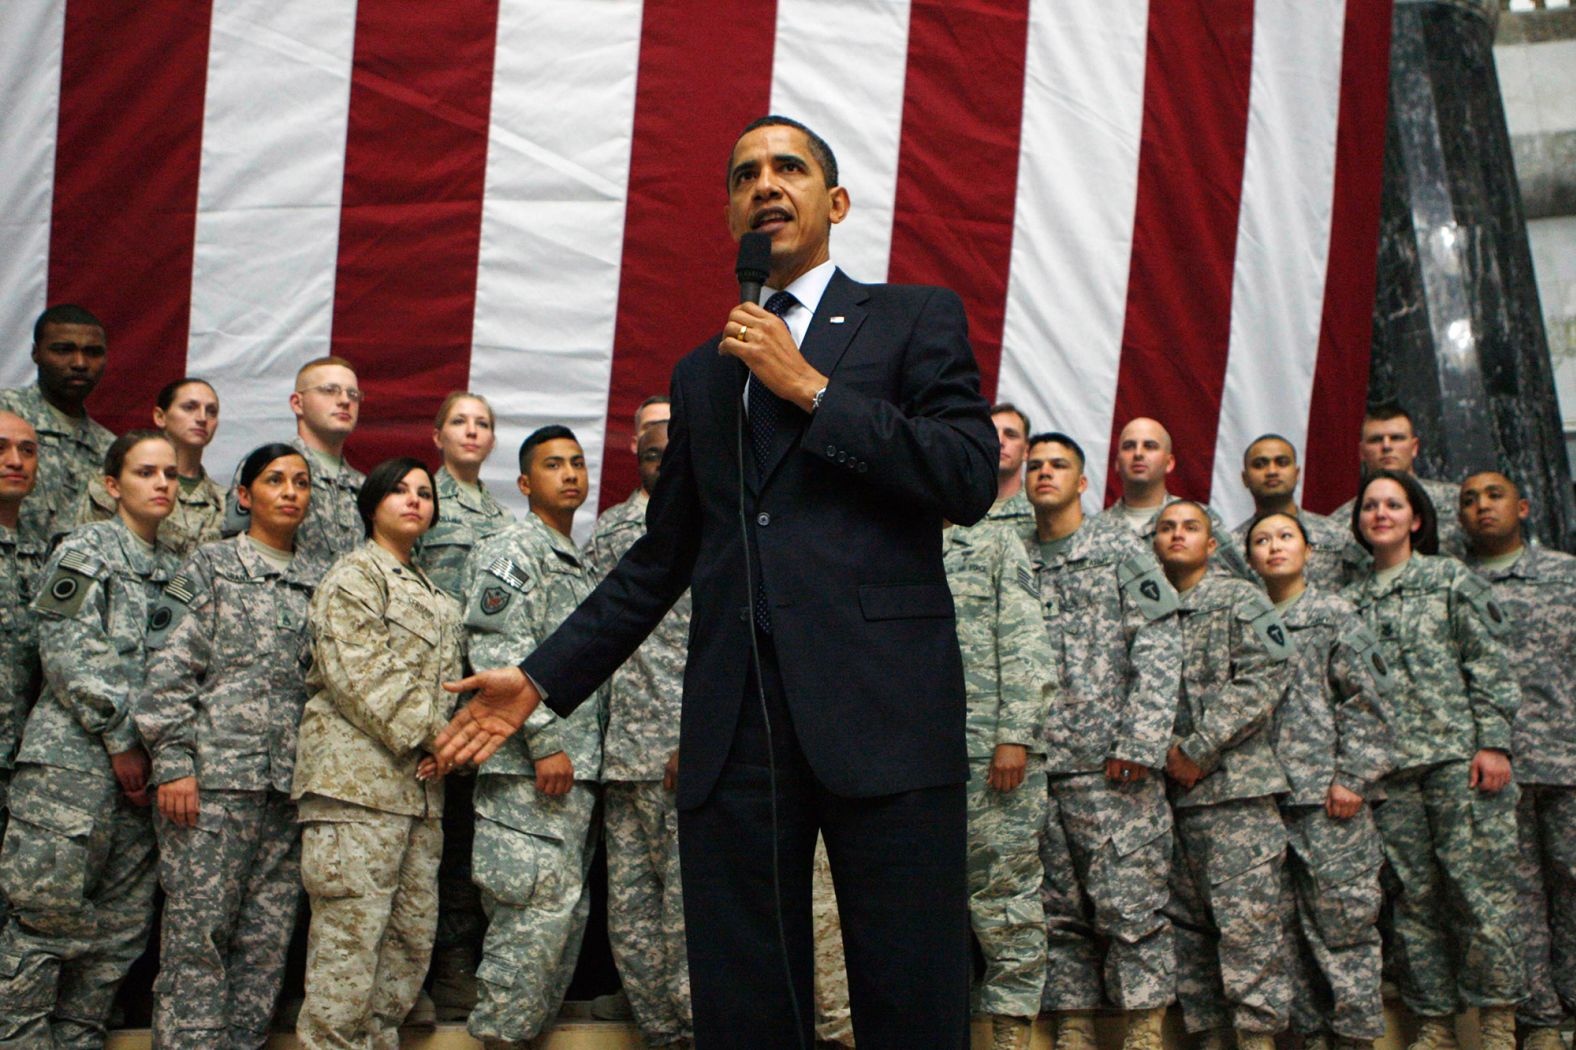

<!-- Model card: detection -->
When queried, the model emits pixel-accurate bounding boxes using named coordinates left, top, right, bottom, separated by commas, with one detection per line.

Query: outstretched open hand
left=436, top=666, right=541, bottom=773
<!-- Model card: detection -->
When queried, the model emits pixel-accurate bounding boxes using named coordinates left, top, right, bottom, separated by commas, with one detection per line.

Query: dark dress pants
left=677, top=639, right=970, bottom=1049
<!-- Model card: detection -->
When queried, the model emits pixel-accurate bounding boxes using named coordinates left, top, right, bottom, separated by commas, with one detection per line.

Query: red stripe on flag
left=886, top=0, right=1030, bottom=402
left=48, top=0, right=212, bottom=436
left=1104, top=0, right=1257, bottom=507
left=596, top=0, right=779, bottom=508
left=329, top=0, right=499, bottom=471
left=1301, top=1, right=1393, bottom=515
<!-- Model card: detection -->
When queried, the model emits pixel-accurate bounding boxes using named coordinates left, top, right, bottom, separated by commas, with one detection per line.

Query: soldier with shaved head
left=1232, top=434, right=1354, bottom=591
left=1100, top=417, right=1251, bottom=580
left=1154, top=501, right=1295, bottom=1050
left=1461, top=471, right=1576, bottom=1050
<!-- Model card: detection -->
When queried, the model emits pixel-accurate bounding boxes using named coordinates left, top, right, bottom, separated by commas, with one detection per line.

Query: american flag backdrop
left=0, top=0, right=1392, bottom=532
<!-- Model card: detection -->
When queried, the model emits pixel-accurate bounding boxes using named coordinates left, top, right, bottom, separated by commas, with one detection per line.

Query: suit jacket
left=524, top=269, right=998, bottom=807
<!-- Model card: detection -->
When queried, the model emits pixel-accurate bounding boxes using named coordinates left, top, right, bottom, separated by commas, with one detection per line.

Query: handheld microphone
left=735, top=231, right=772, bottom=305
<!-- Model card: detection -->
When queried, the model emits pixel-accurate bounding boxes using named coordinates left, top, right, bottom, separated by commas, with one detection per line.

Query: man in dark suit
left=440, top=115, right=997, bottom=1049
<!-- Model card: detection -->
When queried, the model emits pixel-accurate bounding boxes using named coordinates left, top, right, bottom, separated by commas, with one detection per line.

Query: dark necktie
left=747, top=291, right=799, bottom=476
left=749, top=290, right=798, bottom=634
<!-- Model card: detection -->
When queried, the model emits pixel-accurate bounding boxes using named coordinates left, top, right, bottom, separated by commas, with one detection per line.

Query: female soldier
left=136, top=443, right=323, bottom=1049
left=76, top=378, right=224, bottom=555
left=291, top=457, right=462, bottom=1050
left=412, top=392, right=510, bottom=1018
left=0, top=431, right=180, bottom=1046
left=417, top=391, right=510, bottom=599
left=1343, top=470, right=1523, bottom=1050
left=1247, top=511, right=1391, bottom=1050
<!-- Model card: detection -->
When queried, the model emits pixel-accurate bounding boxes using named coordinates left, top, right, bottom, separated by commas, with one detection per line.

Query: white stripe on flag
left=0, top=2, right=65, bottom=384
left=468, top=0, right=644, bottom=533
left=997, top=0, right=1150, bottom=508
left=186, top=0, right=359, bottom=480
left=769, top=0, right=912, bottom=284
left=1210, top=0, right=1346, bottom=526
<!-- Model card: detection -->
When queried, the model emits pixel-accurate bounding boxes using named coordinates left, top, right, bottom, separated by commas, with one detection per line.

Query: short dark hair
left=33, top=304, right=105, bottom=345
left=731, top=116, right=839, bottom=189
left=518, top=425, right=579, bottom=475
left=991, top=402, right=1030, bottom=436
left=1364, top=400, right=1413, bottom=428
left=103, top=430, right=171, bottom=479
left=1350, top=469, right=1438, bottom=556
left=357, top=457, right=439, bottom=538
left=634, top=395, right=670, bottom=428
left=237, top=442, right=308, bottom=490
left=1157, top=499, right=1211, bottom=527
left=155, top=377, right=216, bottom=413
left=1242, top=433, right=1296, bottom=467
left=1027, top=431, right=1086, bottom=471
left=1244, top=508, right=1310, bottom=547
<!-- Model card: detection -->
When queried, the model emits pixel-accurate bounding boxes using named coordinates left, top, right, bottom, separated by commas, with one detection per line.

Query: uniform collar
left=523, top=509, right=584, bottom=566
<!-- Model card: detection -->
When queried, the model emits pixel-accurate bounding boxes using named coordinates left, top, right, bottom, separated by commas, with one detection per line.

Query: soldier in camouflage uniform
left=587, top=419, right=693, bottom=1047
left=413, top=392, right=513, bottom=1018
left=0, top=412, right=49, bottom=885
left=134, top=444, right=325, bottom=1049
left=1330, top=402, right=1466, bottom=564
left=1344, top=470, right=1523, bottom=1050
left=76, top=378, right=225, bottom=557
left=292, top=458, right=461, bottom=1050
left=459, top=427, right=608, bottom=1050
left=224, top=358, right=366, bottom=563
left=0, top=432, right=181, bottom=1048
left=0, top=304, right=115, bottom=541
left=1247, top=510, right=1393, bottom=1050
left=1155, top=500, right=1295, bottom=1050
left=943, top=512, right=1053, bottom=1050
left=1099, top=418, right=1252, bottom=580
left=986, top=403, right=1034, bottom=529
left=1021, top=433, right=1182, bottom=1050
left=1460, top=471, right=1576, bottom=1050
left=1231, top=435, right=1357, bottom=591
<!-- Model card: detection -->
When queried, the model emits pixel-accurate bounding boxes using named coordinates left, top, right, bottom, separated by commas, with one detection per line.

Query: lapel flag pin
left=830, top=316, right=845, bottom=324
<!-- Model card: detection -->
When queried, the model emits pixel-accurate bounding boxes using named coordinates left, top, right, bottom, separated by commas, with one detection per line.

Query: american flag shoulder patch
left=485, top=556, right=530, bottom=592
left=163, top=574, right=196, bottom=605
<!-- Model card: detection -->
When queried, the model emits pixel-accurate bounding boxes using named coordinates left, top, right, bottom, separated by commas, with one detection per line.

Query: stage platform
left=101, top=1002, right=1516, bottom=1050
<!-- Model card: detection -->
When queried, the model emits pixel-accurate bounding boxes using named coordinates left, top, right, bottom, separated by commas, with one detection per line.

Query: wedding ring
left=736, top=323, right=749, bottom=340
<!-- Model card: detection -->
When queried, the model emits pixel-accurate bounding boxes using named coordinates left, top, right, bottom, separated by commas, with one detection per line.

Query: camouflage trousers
left=0, top=766, right=10, bottom=915
left=152, top=789, right=302, bottom=1050
left=469, top=776, right=598, bottom=1043
left=1516, top=782, right=1576, bottom=1027
left=811, top=833, right=853, bottom=1047
left=968, top=757, right=1047, bottom=1020
left=1372, top=761, right=1525, bottom=1017
left=435, top=772, right=484, bottom=955
left=1279, top=803, right=1385, bottom=1039
left=1167, top=795, right=1290, bottom=1035
left=1041, top=770, right=1174, bottom=1012
left=0, top=764, right=158, bottom=1049
left=604, top=780, right=691, bottom=1046
left=296, top=798, right=441, bottom=1050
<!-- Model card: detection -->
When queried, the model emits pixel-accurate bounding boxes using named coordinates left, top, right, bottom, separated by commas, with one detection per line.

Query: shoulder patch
left=146, top=573, right=200, bottom=650
left=1342, top=621, right=1396, bottom=693
left=483, top=555, right=531, bottom=593
left=1117, top=554, right=1178, bottom=620
left=1249, top=604, right=1294, bottom=661
left=33, top=551, right=105, bottom=618
left=1455, top=571, right=1510, bottom=637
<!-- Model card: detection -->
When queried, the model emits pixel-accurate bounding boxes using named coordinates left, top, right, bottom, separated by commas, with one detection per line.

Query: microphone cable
left=737, top=374, right=810, bottom=1050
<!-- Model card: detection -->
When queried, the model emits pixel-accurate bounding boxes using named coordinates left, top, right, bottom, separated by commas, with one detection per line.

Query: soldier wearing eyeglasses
left=227, top=357, right=366, bottom=563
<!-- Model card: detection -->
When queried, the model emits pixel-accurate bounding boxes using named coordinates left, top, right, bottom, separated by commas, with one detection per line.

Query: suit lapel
left=757, top=269, right=869, bottom=489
